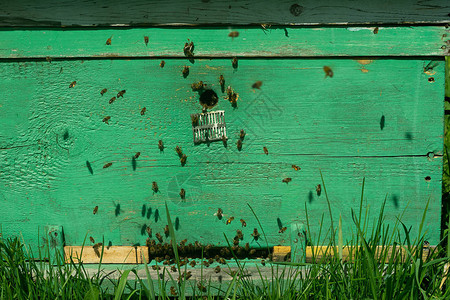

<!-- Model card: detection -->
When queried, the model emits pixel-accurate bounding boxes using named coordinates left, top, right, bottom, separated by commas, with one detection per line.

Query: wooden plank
left=0, top=58, right=442, bottom=253
left=64, top=246, right=148, bottom=264
left=0, top=27, right=448, bottom=59
left=0, top=0, right=449, bottom=27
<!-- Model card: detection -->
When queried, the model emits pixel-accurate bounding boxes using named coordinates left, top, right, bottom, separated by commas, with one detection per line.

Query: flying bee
left=93, top=206, right=98, bottom=214
left=134, top=152, right=141, bottom=159
left=240, top=219, right=247, bottom=227
left=237, top=140, right=242, bottom=151
left=144, top=36, right=149, bottom=46
left=219, top=75, right=225, bottom=92
left=93, top=243, right=102, bottom=257
left=152, top=181, right=159, bottom=193
left=191, top=81, right=205, bottom=92
left=180, top=154, right=187, bottom=165
left=251, top=228, right=260, bottom=240
left=263, top=147, right=268, bottom=155
left=117, top=90, right=126, bottom=98
left=140, top=107, right=146, bottom=115
left=146, top=226, right=152, bottom=237
left=182, top=66, right=190, bottom=77
left=228, top=31, right=239, bottom=39
left=191, top=114, right=199, bottom=126
left=215, top=208, right=223, bottom=220
left=252, top=81, right=263, bottom=89
left=232, top=57, right=238, bottom=69
left=279, top=227, right=287, bottom=233
left=282, top=178, right=292, bottom=184
left=160, top=60, right=165, bottom=68
left=214, top=265, right=221, bottom=273
left=164, top=225, right=169, bottom=236
left=155, top=233, right=163, bottom=243
left=239, top=129, right=246, bottom=139
left=69, top=81, right=76, bottom=88
left=109, top=96, right=116, bottom=104
left=175, top=146, right=183, bottom=157
left=316, top=184, right=321, bottom=196
left=179, top=188, right=186, bottom=200
left=158, top=140, right=164, bottom=151
left=323, top=66, right=333, bottom=78
left=106, top=37, right=112, bottom=45
left=100, top=88, right=107, bottom=95
left=226, top=216, right=235, bottom=225
left=103, top=162, right=112, bottom=169
left=102, top=116, right=111, bottom=124
left=292, top=164, right=301, bottom=171
left=89, top=236, right=95, bottom=243
left=373, top=27, right=379, bottom=34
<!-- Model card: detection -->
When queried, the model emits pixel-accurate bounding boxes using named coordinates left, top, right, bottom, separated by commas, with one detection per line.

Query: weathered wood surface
left=0, top=0, right=449, bottom=27
left=0, top=56, right=442, bottom=252
left=0, top=27, right=448, bottom=58
left=65, top=246, right=148, bottom=264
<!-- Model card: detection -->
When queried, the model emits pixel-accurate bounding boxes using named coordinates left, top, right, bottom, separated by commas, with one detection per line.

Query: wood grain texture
left=0, top=0, right=449, bottom=27
left=64, top=246, right=148, bottom=264
left=0, top=27, right=448, bottom=59
left=0, top=57, right=443, bottom=252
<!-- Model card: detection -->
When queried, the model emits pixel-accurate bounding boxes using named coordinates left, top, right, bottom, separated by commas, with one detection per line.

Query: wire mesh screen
left=191, top=111, right=227, bottom=144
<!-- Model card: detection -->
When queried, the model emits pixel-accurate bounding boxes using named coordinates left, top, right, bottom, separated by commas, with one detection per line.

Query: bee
left=233, top=238, right=239, bottom=246
left=144, top=36, right=149, bottom=46
left=155, top=233, right=163, bottom=243
left=182, top=66, right=190, bottom=77
left=252, top=81, right=263, bottom=89
left=323, top=66, right=333, bottom=78
left=160, top=60, right=165, bottom=68
left=316, top=184, right=322, bottom=196
left=229, top=92, right=238, bottom=107
left=106, top=37, right=112, bottom=45
left=228, top=31, right=239, bottom=39
left=164, top=225, right=169, bottom=236
left=232, top=57, right=238, bottom=69
left=239, top=129, right=246, bottom=140
left=251, top=228, right=261, bottom=240
left=261, top=259, right=266, bottom=266
left=186, top=260, right=195, bottom=267
left=249, top=249, right=256, bottom=256
left=226, top=216, right=235, bottom=225
left=292, top=165, right=301, bottom=171
left=89, top=236, right=95, bottom=243
left=218, top=257, right=226, bottom=264
left=102, top=116, right=111, bottom=124
left=180, top=154, right=187, bottom=165
left=191, top=81, right=205, bottom=92
left=245, top=243, right=250, bottom=252
left=191, top=114, right=199, bottom=126
left=69, top=81, right=76, bottom=88
left=103, top=162, right=112, bottom=169
left=151, top=265, right=160, bottom=271
left=208, top=257, right=214, bottom=265
left=216, top=208, right=223, bottom=220
left=152, top=181, right=159, bottom=193
left=263, top=147, right=268, bottom=155
left=197, top=283, right=207, bottom=292
left=93, top=206, right=98, bottom=214
left=236, top=230, right=244, bottom=240
left=240, top=219, right=247, bottom=227
left=373, top=27, right=379, bottom=34
left=117, top=90, right=126, bottom=98
left=237, top=140, right=242, bottom=151
left=171, top=265, right=177, bottom=272
left=134, top=152, right=141, bottom=159
left=183, top=40, right=194, bottom=57
left=214, top=265, right=221, bottom=273
left=279, top=227, right=287, bottom=233
left=140, top=107, right=146, bottom=115
left=169, top=286, right=177, bottom=296
left=219, top=75, right=225, bottom=92
left=202, top=261, right=210, bottom=267
left=46, top=56, right=52, bottom=63
left=282, top=178, right=292, bottom=184
left=179, top=188, right=186, bottom=200
left=109, top=96, right=116, bottom=104
left=180, top=239, right=187, bottom=245
left=175, top=146, right=183, bottom=157
left=158, top=140, right=164, bottom=151
left=146, top=226, right=152, bottom=237
left=100, top=88, right=107, bottom=95
left=93, top=243, right=102, bottom=257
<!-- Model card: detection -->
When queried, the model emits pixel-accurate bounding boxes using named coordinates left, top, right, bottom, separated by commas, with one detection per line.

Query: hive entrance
left=191, top=110, right=227, bottom=144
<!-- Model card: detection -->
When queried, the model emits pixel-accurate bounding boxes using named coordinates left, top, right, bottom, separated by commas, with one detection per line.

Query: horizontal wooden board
left=0, top=58, right=442, bottom=253
left=0, top=27, right=448, bottom=58
left=0, top=0, right=449, bottom=27
left=65, top=246, right=148, bottom=263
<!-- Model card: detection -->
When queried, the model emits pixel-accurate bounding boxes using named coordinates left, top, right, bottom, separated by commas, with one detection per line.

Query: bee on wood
left=282, top=178, right=292, bottom=184
left=151, top=265, right=160, bottom=271
left=100, top=88, right=107, bottom=96
left=249, top=249, right=256, bottom=256
left=183, top=40, right=194, bottom=57
left=197, top=283, right=207, bottom=292
left=146, top=226, right=152, bottom=237
left=140, top=107, right=146, bottom=115
left=93, top=243, right=102, bottom=257
left=218, top=257, right=226, bottom=264
left=182, top=66, right=190, bottom=78
left=208, top=257, right=214, bottom=265
left=232, top=57, right=238, bottom=69
left=109, top=96, right=116, bottom=104
left=233, top=238, right=239, bottom=246
left=191, top=81, right=205, bottom=92
left=180, top=239, right=187, bottom=246
left=203, top=260, right=210, bottom=267
left=251, top=228, right=260, bottom=240
left=229, top=92, right=238, bottom=107
left=252, top=81, right=263, bottom=89
left=279, top=227, right=287, bottom=233
left=155, top=233, right=163, bottom=243
left=46, top=56, right=52, bottom=63
left=245, top=243, right=250, bottom=252
left=236, top=230, right=244, bottom=240
left=216, top=208, right=223, bottom=220
left=164, top=225, right=169, bottom=236
left=93, top=206, right=98, bottom=215
left=175, top=146, right=183, bottom=157
left=89, top=236, right=95, bottom=244
left=263, top=147, right=268, bottom=155
left=261, top=259, right=266, bottom=266
left=239, top=129, right=246, bottom=140
left=292, top=165, right=300, bottom=171
left=228, top=31, right=239, bottom=39
left=171, top=265, right=177, bottom=272
left=219, top=75, right=225, bottom=93
left=134, top=152, right=141, bottom=159
left=373, top=27, right=379, bottom=34
left=191, top=114, right=199, bottom=126
left=103, top=162, right=112, bottom=169
left=106, top=37, right=112, bottom=45
left=240, top=219, right=247, bottom=227
left=102, top=116, right=111, bottom=124
left=117, top=90, right=126, bottom=98
left=158, top=140, right=164, bottom=151
left=221, top=135, right=227, bottom=147
left=160, top=60, right=165, bottom=68
left=169, top=286, right=177, bottom=296
left=179, top=188, right=186, bottom=200
left=226, top=216, right=235, bottom=225
left=144, top=36, right=149, bottom=46
left=214, top=265, right=221, bottom=273
left=189, top=260, right=196, bottom=267
left=152, top=181, right=159, bottom=193
left=323, top=66, right=333, bottom=78
left=69, top=81, right=76, bottom=88
left=237, top=140, right=242, bottom=151
left=180, top=154, right=187, bottom=166
left=316, top=184, right=321, bottom=196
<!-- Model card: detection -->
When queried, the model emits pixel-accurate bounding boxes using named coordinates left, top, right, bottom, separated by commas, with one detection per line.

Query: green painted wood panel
left=0, top=27, right=448, bottom=58
left=0, top=56, right=443, bottom=252
left=0, top=0, right=449, bottom=27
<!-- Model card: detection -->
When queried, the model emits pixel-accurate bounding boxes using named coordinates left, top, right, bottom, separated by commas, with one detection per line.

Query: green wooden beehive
left=0, top=1, right=449, bottom=265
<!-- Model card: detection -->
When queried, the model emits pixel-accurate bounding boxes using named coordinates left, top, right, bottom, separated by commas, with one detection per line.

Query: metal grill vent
left=191, top=110, right=227, bottom=144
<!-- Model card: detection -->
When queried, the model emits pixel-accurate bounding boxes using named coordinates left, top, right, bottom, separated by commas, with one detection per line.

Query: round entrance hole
left=199, top=89, right=219, bottom=109
left=425, top=176, right=431, bottom=182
